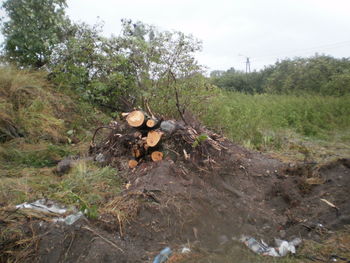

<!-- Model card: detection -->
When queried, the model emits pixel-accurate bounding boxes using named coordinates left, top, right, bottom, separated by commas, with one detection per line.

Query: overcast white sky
left=66, top=0, right=350, bottom=72
left=23, top=0, right=350, bottom=72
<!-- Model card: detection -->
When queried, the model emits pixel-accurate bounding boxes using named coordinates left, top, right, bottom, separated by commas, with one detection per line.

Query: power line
left=252, top=40, right=350, bottom=61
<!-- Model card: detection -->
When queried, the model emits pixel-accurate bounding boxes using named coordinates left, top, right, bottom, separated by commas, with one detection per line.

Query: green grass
left=0, top=66, right=117, bottom=216
left=0, top=159, right=122, bottom=218
left=193, top=91, right=350, bottom=153
left=0, top=140, right=75, bottom=169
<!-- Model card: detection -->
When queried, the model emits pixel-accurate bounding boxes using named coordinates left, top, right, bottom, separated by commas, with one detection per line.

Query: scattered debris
left=321, top=198, right=339, bottom=211
left=153, top=247, right=172, bottom=263
left=240, top=235, right=302, bottom=257
left=16, top=199, right=67, bottom=215
left=82, top=226, right=124, bottom=253
left=16, top=199, right=85, bottom=226
left=53, top=211, right=84, bottom=225
left=181, top=247, right=191, bottom=254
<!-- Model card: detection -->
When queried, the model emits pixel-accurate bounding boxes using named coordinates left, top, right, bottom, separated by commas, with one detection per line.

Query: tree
left=117, top=20, right=203, bottom=99
left=1, top=0, right=68, bottom=68
left=49, top=22, right=136, bottom=110
left=114, top=19, right=204, bottom=117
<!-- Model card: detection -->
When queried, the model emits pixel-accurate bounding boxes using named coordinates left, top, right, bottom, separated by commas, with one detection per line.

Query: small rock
left=55, top=158, right=75, bottom=175
left=160, top=120, right=177, bottom=134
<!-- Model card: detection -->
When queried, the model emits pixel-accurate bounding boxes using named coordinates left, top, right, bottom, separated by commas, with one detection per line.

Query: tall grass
left=195, top=91, right=350, bottom=149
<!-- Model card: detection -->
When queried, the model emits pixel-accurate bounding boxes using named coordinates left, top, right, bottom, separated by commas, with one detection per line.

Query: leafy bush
left=48, top=19, right=203, bottom=111
left=1, top=0, right=68, bottom=68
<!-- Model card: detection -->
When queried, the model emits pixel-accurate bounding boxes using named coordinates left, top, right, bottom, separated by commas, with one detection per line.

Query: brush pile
left=89, top=109, right=227, bottom=169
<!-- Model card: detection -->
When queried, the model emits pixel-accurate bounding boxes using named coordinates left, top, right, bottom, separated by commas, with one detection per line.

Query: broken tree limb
left=146, top=130, right=163, bottom=147
left=320, top=198, right=339, bottom=211
left=83, top=226, right=124, bottom=253
left=145, top=98, right=156, bottom=119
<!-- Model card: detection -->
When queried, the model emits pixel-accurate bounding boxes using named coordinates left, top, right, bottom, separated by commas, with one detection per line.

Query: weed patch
left=194, top=91, right=350, bottom=151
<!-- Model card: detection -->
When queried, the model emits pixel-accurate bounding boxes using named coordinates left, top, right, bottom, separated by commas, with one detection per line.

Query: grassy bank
left=193, top=91, right=350, bottom=159
left=0, top=67, right=119, bottom=215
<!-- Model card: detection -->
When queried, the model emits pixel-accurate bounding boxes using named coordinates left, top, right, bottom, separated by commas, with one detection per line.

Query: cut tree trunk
left=126, top=110, right=146, bottom=128
left=128, top=159, right=138, bottom=169
left=146, top=130, right=163, bottom=147
left=151, top=151, right=163, bottom=162
left=146, top=118, right=158, bottom=128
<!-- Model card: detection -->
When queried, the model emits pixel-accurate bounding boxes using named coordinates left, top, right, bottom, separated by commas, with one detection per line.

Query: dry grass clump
left=0, top=66, right=65, bottom=143
left=298, top=226, right=350, bottom=262
left=0, top=208, right=42, bottom=263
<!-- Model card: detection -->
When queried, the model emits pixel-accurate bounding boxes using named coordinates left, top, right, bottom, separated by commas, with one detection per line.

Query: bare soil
left=3, top=124, right=350, bottom=263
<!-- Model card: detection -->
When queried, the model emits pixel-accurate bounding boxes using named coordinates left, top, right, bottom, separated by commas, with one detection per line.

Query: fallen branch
left=320, top=198, right=339, bottom=211
left=83, top=226, right=124, bottom=253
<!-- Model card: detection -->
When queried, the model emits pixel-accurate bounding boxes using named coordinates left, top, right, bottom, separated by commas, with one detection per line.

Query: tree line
left=210, top=55, right=350, bottom=96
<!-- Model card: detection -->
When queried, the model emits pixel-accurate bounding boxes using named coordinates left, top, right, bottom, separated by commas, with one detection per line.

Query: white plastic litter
left=16, top=199, right=84, bottom=225
left=181, top=247, right=191, bottom=254
left=53, top=211, right=84, bottom=225
left=16, top=199, right=67, bottom=214
left=240, top=235, right=302, bottom=257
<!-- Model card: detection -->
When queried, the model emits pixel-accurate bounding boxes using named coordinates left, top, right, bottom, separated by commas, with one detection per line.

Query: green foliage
left=1, top=0, right=68, bottom=68
left=0, top=66, right=108, bottom=144
left=0, top=67, right=120, bottom=217
left=52, top=161, right=121, bottom=218
left=210, top=67, right=267, bottom=94
left=264, top=55, right=350, bottom=95
left=49, top=22, right=136, bottom=110
left=192, top=134, right=208, bottom=148
left=119, top=19, right=202, bottom=82
left=198, top=91, right=350, bottom=149
left=150, top=73, right=216, bottom=119
left=0, top=141, right=74, bottom=168
left=211, top=55, right=350, bottom=96
left=48, top=19, right=203, bottom=111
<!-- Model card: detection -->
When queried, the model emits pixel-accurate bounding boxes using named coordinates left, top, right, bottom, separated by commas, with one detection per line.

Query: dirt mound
left=2, top=115, right=349, bottom=262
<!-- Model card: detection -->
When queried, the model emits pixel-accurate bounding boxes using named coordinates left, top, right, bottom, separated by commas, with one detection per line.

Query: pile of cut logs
left=123, top=110, right=176, bottom=169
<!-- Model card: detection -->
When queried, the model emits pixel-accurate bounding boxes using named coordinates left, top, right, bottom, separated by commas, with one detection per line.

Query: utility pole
left=245, top=57, right=251, bottom=74
left=238, top=54, right=251, bottom=73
